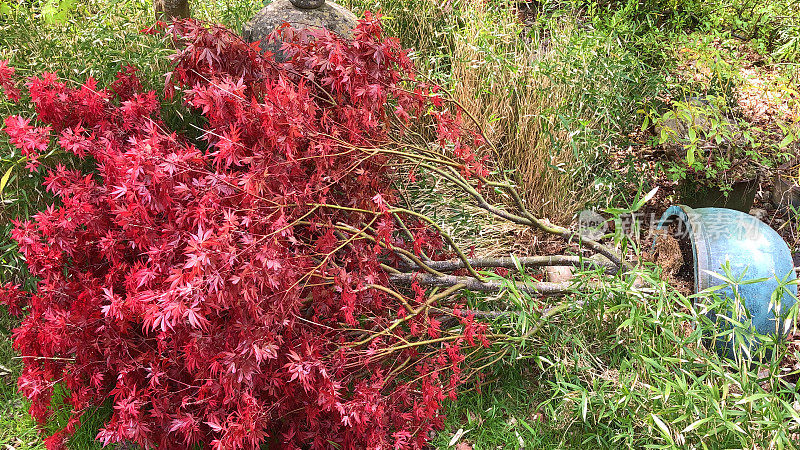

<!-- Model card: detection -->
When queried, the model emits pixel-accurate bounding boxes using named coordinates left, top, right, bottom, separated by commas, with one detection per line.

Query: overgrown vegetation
left=1, top=0, right=799, bottom=448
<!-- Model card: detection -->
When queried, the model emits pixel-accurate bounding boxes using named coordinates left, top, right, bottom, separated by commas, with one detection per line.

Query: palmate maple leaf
left=0, top=16, right=491, bottom=450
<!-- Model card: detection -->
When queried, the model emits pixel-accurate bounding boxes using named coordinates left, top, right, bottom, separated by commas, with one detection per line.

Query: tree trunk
left=154, top=0, right=190, bottom=20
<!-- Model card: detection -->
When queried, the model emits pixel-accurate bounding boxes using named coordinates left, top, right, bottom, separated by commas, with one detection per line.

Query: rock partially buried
left=242, top=0, right=358, bottom=60
left=154, top=0, right=190, bottom=20
left=772, top=157, right=800, bottom=211
left=656, top=96, right=742, bottom=146
left=545, top=266, right=574, bottom=283
left=290, top=0, right=325, bottom=9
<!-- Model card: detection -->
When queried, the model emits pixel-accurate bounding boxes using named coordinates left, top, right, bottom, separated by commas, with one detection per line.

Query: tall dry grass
left=449, top=5, right=598, bottom=224
left=344, top=0, right=610, bottom=235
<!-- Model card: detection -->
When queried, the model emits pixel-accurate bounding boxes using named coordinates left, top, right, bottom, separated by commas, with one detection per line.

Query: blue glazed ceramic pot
left=656, top=206, right=798, bottom=361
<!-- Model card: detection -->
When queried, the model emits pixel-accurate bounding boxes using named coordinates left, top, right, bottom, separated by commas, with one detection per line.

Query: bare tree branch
left=389, top=272, right=573, bottom=295
left=399, top=255, right=617, bottom=274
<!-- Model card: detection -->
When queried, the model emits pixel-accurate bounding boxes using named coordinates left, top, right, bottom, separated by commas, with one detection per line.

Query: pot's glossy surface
left=656, top=205, right=798, bottom=360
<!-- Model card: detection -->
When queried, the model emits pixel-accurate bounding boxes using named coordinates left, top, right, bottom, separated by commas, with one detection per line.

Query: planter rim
left=658, top=205, right=706, bottom=294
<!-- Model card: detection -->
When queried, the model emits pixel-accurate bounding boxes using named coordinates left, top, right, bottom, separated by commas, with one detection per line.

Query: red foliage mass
left=0, top=17, right=489, bottom=450
left=0, top=59, right=20, bottom=102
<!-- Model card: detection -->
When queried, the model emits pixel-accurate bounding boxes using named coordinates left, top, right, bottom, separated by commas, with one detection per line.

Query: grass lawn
left=1, top=312, right=43, bottom=450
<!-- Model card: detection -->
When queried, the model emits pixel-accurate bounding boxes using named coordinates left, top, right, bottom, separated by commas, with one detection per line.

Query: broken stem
left=390, top=272, right=573, bottom=296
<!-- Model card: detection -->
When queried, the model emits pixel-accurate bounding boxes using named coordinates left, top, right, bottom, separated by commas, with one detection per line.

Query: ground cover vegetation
left=1, top=0, right=799, bottom=448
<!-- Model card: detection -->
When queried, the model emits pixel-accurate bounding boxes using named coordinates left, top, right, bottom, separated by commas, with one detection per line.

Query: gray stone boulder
left=772, top=157, right=800, bottom=210
left=656, top=96, right=743, bottom=146
left=242, top=0, right=358, bottom=60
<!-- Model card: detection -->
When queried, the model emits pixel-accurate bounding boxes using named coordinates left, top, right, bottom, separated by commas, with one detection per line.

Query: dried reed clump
left=450, top=5, right=597, bottom=225
left=410, top=183, right=551, bottom=258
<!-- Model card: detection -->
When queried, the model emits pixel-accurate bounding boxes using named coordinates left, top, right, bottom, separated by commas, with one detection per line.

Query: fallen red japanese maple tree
left=0, top=16, right=624, bottom=449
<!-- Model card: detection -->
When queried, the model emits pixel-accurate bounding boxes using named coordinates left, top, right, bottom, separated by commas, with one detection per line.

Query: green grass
left=1, top=311, right=43, bottom=450
left=431, top=363, right=551, bottom=448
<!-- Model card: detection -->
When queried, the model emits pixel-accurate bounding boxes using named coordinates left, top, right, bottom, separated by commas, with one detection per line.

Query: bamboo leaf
left=652, top=414, right=674, bottom=444
left=682, top=417, right=711, bottom=434
left=0, top=164, right=14, bottom=196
